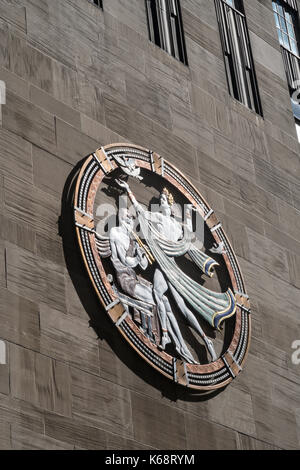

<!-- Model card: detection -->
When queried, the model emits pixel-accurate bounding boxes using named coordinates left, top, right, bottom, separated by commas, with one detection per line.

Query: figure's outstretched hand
left=116, top=179, right=130, bottom=192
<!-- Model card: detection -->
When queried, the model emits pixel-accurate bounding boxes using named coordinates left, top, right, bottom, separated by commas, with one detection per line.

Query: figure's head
left=159, top=188, right=174, bottom=217
left=119, top=208, right=134, bottom=231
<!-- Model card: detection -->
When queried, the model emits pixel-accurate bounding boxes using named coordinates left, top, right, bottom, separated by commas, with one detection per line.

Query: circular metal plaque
left=74, top=143, right=251, bottom=390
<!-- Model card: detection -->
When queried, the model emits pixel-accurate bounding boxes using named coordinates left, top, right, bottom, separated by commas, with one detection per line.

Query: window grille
left=145, top=0, right=188, bottom=65
left=215, top=0, right=263, bottom=115
left=272, top=0, right=300, bottom=92
left=272, top=0, right=300, bottom=127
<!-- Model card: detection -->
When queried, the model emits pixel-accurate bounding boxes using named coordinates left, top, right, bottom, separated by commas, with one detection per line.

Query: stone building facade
left=0, top=0, right=299, bottom=450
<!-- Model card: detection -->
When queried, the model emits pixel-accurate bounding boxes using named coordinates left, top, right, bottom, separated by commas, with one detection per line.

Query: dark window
left=273, top=0, right=299, bottom=55
left=145, top=0, right=188, bottom=65
left=223, top=0, right=244, bottom=12
left=88, top=0, right=103, bottom=8
left=272, top=1, right=300, bottom=128
left=215, top=0, right=263, bottom=115
left=272, top=1, right=300, bottom=91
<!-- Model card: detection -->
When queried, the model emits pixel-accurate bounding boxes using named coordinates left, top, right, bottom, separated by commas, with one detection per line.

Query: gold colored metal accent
left=203, top=258, right=218, bottom=278
left=223, top=351, right=242, bottom=378
left=131, top=231, right=155, bottom=265
left=108, top=302, right=126, bottom=324
left=235, top=293, right=250, bottom=310
left=152, top=152, right=164, bottom=175
left=162, top=187, right=174, bottom=206
left=205, top=212, right=219, bottom=229
left=95, top=148, right=113, bottom=174
left=75, top=209, right=94, bottom=230
left=211, top=289, right=237, bottom=331
left=176, top=360, right=189, bottom=387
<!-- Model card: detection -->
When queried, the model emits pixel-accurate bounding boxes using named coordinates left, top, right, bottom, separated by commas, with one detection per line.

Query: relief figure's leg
left=153, top=269, right=196, bottom=363
left=153, top=269, right=171, bottom=349
left=133, top=283, right=154, bottom=305
left=162, top=295, right=197, bottom=364
left=168, top=283, right=217, bottom=362
left=133, top=283, right=156, bottom=338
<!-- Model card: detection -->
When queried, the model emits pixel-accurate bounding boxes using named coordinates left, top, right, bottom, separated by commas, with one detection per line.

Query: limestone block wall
left=0, top=0, right=299, bottom=450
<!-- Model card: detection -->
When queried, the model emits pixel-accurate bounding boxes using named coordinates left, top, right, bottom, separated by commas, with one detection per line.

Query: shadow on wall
left=59, top=158, right=226, bottom=403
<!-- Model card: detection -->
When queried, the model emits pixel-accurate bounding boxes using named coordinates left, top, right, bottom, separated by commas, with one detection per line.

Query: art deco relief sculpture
left=74, top=144, right=251, bottom=390
left=110, top=179, right=232, bottom=364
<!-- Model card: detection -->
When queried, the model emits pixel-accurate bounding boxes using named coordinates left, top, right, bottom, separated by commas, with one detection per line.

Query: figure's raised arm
left=116, top=179, right=143, bottom=214
left=116, top=179, right=163, bottom=223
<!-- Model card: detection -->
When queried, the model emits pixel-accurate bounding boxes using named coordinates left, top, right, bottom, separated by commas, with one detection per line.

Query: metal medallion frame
left=74, top=143, right=251, bottom=390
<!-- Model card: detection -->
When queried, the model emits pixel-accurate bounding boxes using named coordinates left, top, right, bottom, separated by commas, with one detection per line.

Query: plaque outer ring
left=74, top=143, right=251, bottom=390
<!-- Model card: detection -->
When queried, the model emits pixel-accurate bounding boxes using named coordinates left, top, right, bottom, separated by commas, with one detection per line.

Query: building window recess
left=215, top=0, right=263, bottom=116
left=88, top=0, right=103, bottom=8
left=145, top=0, right=188, bottom=65
left=296, top=119, right=300, bottom=141
left=272, top=0, right=300, bottom=138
